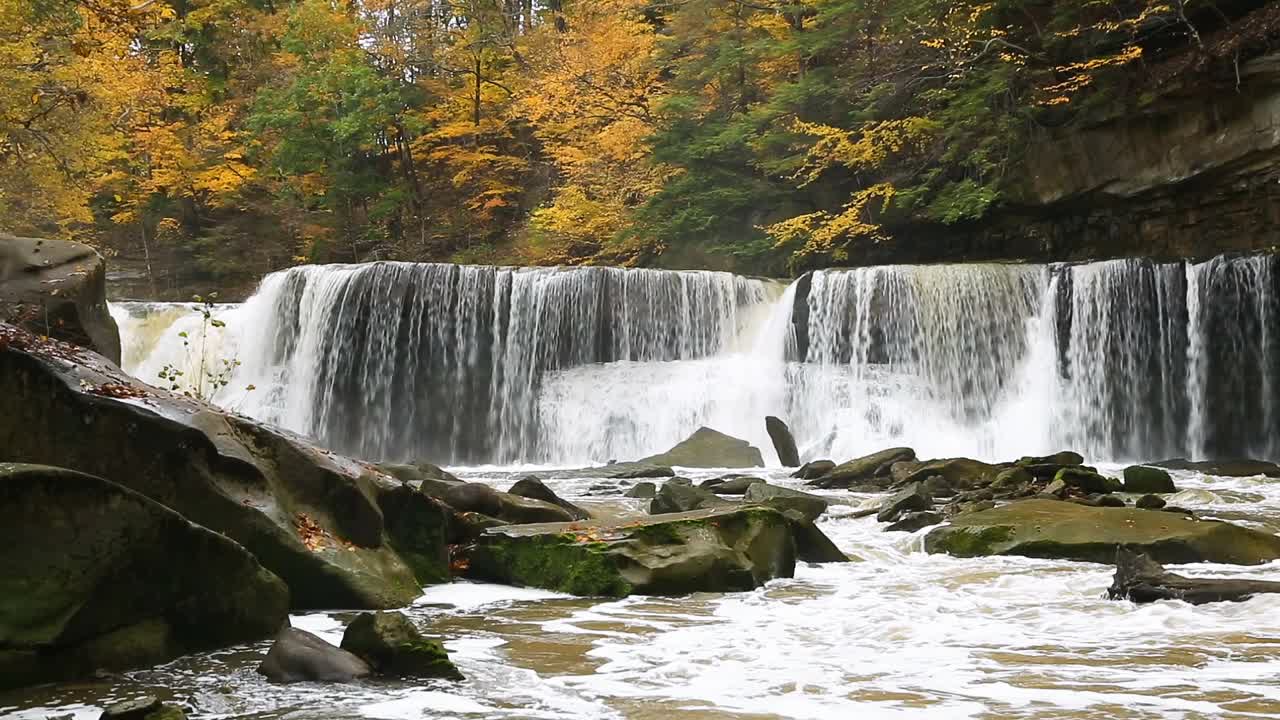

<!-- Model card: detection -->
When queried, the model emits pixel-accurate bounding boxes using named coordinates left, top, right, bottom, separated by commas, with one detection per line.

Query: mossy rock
left=924, top=499, right=1280, bottom=565
left=1122, top=465, right=1176, bottom=493
left=0, top=464, right=288, bottom=690
left=807, top=447, right=915, bottom=489
left=340, top=611, right=462, bottom=680
left=0, top=327, right=422, bottom=610
left=638, top=427, right=764, bottom=468
left=466, top=507, right=797, bottom=596
left=1053, top=467, right=1122, bottom=494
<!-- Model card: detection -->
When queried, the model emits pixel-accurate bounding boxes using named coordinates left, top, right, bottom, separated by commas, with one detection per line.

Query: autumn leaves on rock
left=5, top=1, right=1272, bottom=280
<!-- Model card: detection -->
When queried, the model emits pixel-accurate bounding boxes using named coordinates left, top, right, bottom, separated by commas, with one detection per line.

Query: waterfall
left=113, top=254, right=1280, bottom=466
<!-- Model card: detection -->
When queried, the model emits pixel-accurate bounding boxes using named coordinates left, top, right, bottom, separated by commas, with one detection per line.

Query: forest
left=2, top=0, right=1276, bottom=284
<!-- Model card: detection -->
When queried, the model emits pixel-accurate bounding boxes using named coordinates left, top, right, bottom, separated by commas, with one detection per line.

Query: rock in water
left=765, top=416, right=801, bottom=467
left=624, top=482, right=657, bottom=499
left=781, top=510, right=848, bottom=563
left=508, top=476, right=590, bottom=520
left=1122, top=465, right=1176, bottom=493
left=0, top=234, right=120, bottom=363
left=466, top=507, right=797, bottom=596
left=370, top=480, right=452, bottom=585
left=340, top=612, right=462, bottom=680
left=807, top=448, right=916, bottom=489
left=100, top=696, right=186, bottom=720
left=886, top=511, right=945, bottom=533
left=704, top=476, right=765, bottom=495
left=258, top=628, right=371, bottom=683
left=1053, top=467, right=1122, bottom=494
left=1136, top=494, right=1167, bottom=510
left=443, top=483, right=577, bottom=524
left=649, top=481, right=735, bottom=514
left=743, top=483, right=829, bottom=522
left=638, top=427, right=764, bottom=468
left=0, top=464, right=288, bottom=690
left=1108, top=550, right=1280, bottom=605
left=792, top=460, right=835, bottom=480
left=0, top=325, right=424, bottom=609
left=877, top=482, right=932, bottom=523
left=925, top=499, right=1280, bottom=565
left=1150, top=458, right=1280, bottom=478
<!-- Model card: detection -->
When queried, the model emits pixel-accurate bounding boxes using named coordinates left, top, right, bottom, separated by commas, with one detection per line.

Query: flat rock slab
left=924, top=499, right=1280, bottom=565
left=466, top=507, right=796, bottom=597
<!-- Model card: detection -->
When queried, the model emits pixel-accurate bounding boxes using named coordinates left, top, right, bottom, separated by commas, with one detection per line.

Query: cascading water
left=112, top=253, right=1280, bottom=467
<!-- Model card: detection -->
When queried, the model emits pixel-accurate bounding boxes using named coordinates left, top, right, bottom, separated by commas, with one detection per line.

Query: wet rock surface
left=258, top=628, right=371, bottom=684
left=639, top=427, right=765, bottom=469
left=1108, top=550, right=1280, bottom=605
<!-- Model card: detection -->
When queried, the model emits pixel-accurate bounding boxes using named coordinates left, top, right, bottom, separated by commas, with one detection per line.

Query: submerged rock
left=340, top=612, right=462, bottom=680
left=765, top=416, right=801, bottom=467
left=925, top=499, right=1280, bottom=565
left=886, top=511, right=945, bottom=533
left=0, top=234, right=120, bottom=364
left=1122, top=465, right=1176, bottom=493
left=258, top=627, right=371, bottom=683
left=807, top=448, right=916, bottom=489
left=1108, top=550, right=1280, bottom=605
left=877, top=482, right=932, bottom=523
left=508, top=476, right=590, bottom=520
left=100, top=696, right=186, bottom=720
left=0, top=325, right=423, bottom=609
left=1150, top=458, right=1280, bottom=478
left=466, top=507, right=798, bottom=596
left=639, top=427, right=764, bottom=468
left=792, top=460, right=836, bottom=480
left=444, top=483, right=577, bottom=524
left=0, top=464, right=288, bottom=690
left=743, top=482, right=829, bottom=522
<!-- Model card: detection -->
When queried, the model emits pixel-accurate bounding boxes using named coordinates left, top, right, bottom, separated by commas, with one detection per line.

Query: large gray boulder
left=649, top=481, right=735, bottom=514
left=0, top=464, right=288, bottom=690
left=743, top=483, right=829, bottom=522
left=639, top=427, right=764, bottom=468
left=258, top=627, right=371, bottom=683
left=466, top=507, right=797, bottom=596
left=443, top=482, right=577, bottom=524
left=807, top=447, right=916, bottom=489
left=0, top=234, right=120, bottom=364
left=508, top=476, right=590, bottom=520
left=0, top=323, right=424, bottom=609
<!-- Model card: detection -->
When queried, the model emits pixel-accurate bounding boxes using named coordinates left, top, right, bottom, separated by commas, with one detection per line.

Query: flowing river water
left=5, top=256, right=1280, bottom=719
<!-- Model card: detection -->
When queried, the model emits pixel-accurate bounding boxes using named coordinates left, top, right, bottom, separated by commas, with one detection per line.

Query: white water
left=111, top=255, right=1280, bottom=465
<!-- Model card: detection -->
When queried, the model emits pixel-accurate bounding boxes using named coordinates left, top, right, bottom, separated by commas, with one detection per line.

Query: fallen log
left=1108, top=549, right=1280, bottom=605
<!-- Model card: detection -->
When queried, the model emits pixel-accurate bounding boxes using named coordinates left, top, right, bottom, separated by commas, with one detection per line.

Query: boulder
left=373, top=462, right=461, bottom=499
left=807, top=447, right=916, bottom=489
left=0, top=325, right=424, bottom=609
left=638, top=427, right=764, bottom=468
left=340, top=611, right=462, bottom=680
left=1122, top=465, right=1176, bottom=493
left=1016, top=451, right=1084, bottom=467
left=990, top=467, right=1034, bottom=493
left=765, top=416, right=801, bottom=467
left=1053, top=467, right=1122, bottom=494
left=466, top=507, right=798, bottom=596
left=624, top=482, right=657, bottom=499
left=890, top=457, right=1002, bottom=491
left=1136, top=494, right=1167, bottom=510
left=258, top=627, right=371, bottom=683
left=369, top=479, right=452, bottom=585
left=0, top=234, right=120, bottom=364
left=703, top=476, right=764, bottom=495
left=743, top=483, right=829, bottom=522
left=649, top=481, right=735, bottom=514
left=549, top=463, right=675, bottom=480
left=1151, top=458, right=1280, bottom=478
left=792, top=460, right=836, bottom=480
left=443, top=483, right=577, bottom=524
left=925, top=499, right=1280, bottom=565
left=781, top=510, right=848, bottom=563
left=508, top=476, right=590, bottom=520
left=0, top=464, right=288, bottom=690
left=886, top=511, right=945, bottom=533
left=100, top=696, right=186, bottom=720
left=1108, top=550, right=1280, bottom=605
left=876, top=482, right=932, bottom=523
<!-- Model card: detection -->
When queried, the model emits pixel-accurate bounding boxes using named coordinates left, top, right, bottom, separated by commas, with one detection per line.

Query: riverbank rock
left=100, top=696, right=187, bottom=720
left=0, top=234, right=120, bottom=364
left=444, top=483, right=577, bottom=524
left=339, top=612, right=462, bottom=680
left=807, top=447, right=916, bottom=489
left=765, top=416, right=801, bottom=467
left=1122, top=465, right=1177, bottom=493
left=508, top=476, right=590, bottom=520
left=877, top=482, right=932, bottom=523
left=638, top=427, right=764, bottom=468
left=743, top=483, right=829, bottom=522
left=1108, top=550, right=1280, bottom=605
left=466, top=507, right=797, bottom=596
left=258, top=627, right=371, bottom=683
left=924, top=499, right=1280, bottom=565
left=624, top=482, right=657, bottom=499
left=0, top=464, right=288, bottom=690
left=649, top=481, right=735, bottom=514
left=374, top=462, right=461, bottom=498
left=0, top=324, right=423, bottom=609
left=369, top=479, right=452, bottom=585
